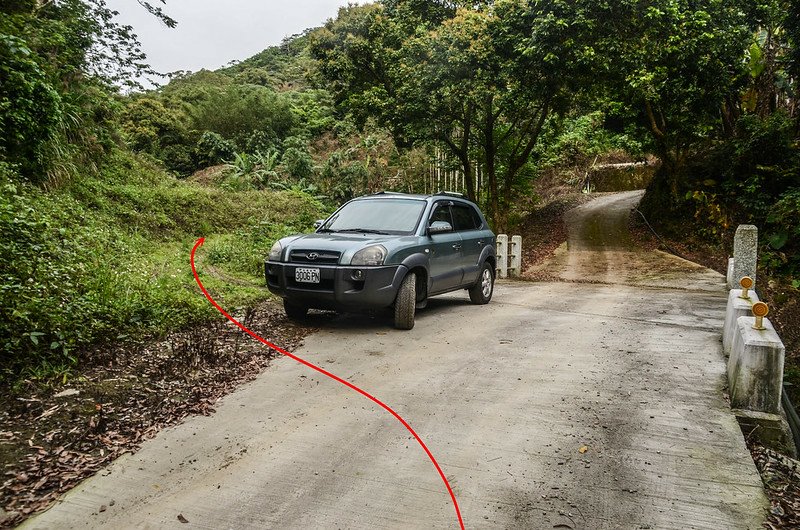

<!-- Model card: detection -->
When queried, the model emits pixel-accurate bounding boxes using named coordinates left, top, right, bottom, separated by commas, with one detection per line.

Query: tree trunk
left=483, top=95, right=499, bottom=230
left=438, top=106, right=476, bottom=200
left=461, top=105, right=475, bottom=201
left=755, top=28, right=778, bottom=118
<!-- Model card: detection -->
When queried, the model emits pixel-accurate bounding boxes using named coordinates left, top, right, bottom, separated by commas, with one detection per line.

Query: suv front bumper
left=265, top=261, right=407, bottom=311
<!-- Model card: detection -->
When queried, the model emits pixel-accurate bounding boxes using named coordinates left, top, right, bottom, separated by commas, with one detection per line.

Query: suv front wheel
left=394, top=272, right=416, bottom=330
left=469, top=262, right=494, bottom=304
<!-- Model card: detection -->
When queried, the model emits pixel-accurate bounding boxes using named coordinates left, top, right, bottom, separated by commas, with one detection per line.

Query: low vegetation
left=0, top=152, right=324, bottom=384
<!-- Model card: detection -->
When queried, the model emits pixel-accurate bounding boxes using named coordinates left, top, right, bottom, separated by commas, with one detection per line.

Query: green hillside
left=0, top=151, right=323, bottom=382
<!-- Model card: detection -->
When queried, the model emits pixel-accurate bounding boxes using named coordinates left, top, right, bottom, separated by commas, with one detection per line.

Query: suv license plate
left=295, top=267, right=320, bottom=283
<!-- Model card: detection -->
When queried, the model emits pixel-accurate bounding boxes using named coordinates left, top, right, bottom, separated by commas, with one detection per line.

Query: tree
left=135, top=0, right=177, bottom=28
left=584, top=0, right=751, bottom=200
left=0, top=34, right=62, bottom=177
left=120, top=97, right=189, bottom=153
left=190, top=84, right=296, bottom=150
left=790, top=0, right=800, bottom=93
left=0, top=0, right=168, bottom=183
left=311, top=0, right=592, bottom=229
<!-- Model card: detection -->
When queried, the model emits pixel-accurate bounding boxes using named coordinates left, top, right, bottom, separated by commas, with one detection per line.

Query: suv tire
left=394, top=272, right=416, bottom=330
left=469, top=262, right=494, bottom=304
left=283, top=299, right=309, bottom=320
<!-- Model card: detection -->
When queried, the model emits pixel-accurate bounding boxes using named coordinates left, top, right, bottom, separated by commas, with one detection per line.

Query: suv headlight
left=351, top=245, right=387, bottom=266
left=268, top=241, right=283, bottom=261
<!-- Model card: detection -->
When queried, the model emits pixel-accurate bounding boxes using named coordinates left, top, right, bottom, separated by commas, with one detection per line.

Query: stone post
left=496, top=234, right=508, bottom=279
left=723, top=288, right=759, bottom=356
left=510, top=236, right=522, bottom=278
left=728, top=316, right=784, bottom=414
left=731, top=225, right=758, bottom=289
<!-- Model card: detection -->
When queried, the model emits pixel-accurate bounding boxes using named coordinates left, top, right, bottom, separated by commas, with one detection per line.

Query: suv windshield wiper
left=316, top=228, right=337, bottom=233
left=336, top=228, right=390, bottom=235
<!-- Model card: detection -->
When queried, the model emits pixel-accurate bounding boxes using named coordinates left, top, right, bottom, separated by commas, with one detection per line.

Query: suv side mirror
left=313, top=219, right=325, bottom=230
left=428, top=221, right=453, bottom=235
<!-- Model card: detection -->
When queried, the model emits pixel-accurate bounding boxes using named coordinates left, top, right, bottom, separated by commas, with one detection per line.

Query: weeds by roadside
left=0, top=153, right=326, bottom=385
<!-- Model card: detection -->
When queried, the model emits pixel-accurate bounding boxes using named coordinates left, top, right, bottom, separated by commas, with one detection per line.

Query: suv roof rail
left=371, top=191, right=406, bottom=196
left=434, top=191, right=466, bottom=198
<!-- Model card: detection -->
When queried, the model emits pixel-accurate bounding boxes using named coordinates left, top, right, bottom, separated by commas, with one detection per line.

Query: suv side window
left=469, top=206, right=483, bottom=229
left=451, top=204, right=480, bottom=231
left=429, top=202, right=453, bottom=226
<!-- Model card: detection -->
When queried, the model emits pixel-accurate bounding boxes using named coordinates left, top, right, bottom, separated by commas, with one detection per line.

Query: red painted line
left=190, top=238, right=465, bottom=529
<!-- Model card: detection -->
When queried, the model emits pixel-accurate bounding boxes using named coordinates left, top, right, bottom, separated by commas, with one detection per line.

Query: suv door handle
left=452, top=244, right=462, bottom=250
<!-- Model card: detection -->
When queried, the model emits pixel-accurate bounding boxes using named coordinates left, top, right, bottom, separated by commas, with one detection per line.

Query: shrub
left=195, top=131, right=236, bottom=168
left=280, top=146, right=315, bottom=178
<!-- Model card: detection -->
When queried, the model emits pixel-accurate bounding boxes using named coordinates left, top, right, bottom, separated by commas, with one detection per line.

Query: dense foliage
left=635, top=0, right=800, bottom=277
left=309, top=0, right=798, bottom=273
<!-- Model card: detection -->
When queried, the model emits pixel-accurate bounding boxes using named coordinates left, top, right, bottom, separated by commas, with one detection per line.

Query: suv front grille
left=290, top=249, right=341, bottom=265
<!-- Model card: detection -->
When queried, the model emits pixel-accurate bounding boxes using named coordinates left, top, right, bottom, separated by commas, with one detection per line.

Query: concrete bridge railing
left=724, top=226, right=794, bottom=454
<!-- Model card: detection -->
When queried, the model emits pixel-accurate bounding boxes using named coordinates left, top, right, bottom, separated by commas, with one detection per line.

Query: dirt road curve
left=24, top=191, right=766, bottom=529
left=531, top=190, right=725, bottom=290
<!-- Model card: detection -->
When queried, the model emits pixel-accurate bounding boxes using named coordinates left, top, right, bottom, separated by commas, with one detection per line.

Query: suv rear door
left=426, top=201, right=464, bottom=293
left=451, top=202, right=487, bottom=285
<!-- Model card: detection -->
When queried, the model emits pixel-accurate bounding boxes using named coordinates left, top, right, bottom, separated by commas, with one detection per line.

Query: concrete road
left=24, top=191, right=767, bottom=529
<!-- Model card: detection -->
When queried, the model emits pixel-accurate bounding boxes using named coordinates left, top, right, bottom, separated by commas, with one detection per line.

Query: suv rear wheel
left=469, top=262, right=494, bottom=304
left=394, top=272, right=416, bottom=330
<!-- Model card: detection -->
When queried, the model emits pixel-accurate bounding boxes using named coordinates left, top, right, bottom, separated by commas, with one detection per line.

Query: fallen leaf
left=177, top=514, right=189, bottom=524
left=579, top=446, right=588, bottom=454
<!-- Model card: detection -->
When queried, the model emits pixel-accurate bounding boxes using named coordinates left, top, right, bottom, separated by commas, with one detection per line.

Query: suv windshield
left=320, top=198, right=426, bottom=235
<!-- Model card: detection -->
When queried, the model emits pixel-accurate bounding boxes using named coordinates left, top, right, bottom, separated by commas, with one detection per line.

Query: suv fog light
left=351, top=269, right=364, bottom=281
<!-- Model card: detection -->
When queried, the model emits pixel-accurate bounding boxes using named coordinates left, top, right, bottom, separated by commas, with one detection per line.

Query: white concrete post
left=728, top=316, right=785, bottom=414
left=510, top=236, right=522, bottom=278
left=730, top=225, right=758, bottom=289
left=496, top=234, right=508, bottom=279
left=723, top=289, right=759, bottom=356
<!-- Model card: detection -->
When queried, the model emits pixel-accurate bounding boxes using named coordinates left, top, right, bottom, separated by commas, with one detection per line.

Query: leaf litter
left=0, top=300, right=318, bottom=528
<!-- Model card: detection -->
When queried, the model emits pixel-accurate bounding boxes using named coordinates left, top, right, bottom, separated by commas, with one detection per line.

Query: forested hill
left=221, top=31, right=315, bottom=89
left=0, top=5, right=332, bottom=383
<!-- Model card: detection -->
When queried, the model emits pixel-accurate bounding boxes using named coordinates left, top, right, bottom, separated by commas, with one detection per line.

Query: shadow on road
left=300, top=294, right=474, bottom=331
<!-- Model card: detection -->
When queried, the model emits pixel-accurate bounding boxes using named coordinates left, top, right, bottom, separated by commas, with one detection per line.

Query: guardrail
left=725, top=226, right=797, bottom=456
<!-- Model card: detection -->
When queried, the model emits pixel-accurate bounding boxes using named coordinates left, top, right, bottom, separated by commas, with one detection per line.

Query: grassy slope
left=0, top=152, right=325, bottom=383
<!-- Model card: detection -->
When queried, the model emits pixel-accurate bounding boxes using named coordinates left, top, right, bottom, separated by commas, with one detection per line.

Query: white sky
left=106, top=0, right=362, bottom=78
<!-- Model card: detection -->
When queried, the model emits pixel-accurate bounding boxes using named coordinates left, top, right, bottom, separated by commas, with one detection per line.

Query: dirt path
left=528, top=190, right=725, bottom=291
left=22, top=192, right=766, bottom=529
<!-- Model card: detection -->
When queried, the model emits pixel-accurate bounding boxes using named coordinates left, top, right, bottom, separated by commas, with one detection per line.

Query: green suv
left=265, top=192, right=496, bottom=329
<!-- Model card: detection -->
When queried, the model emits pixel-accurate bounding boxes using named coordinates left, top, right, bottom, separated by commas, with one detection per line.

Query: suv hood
left=279, top=232, right=402, bottom=264
left=286, top=232, right=394, bottom=250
